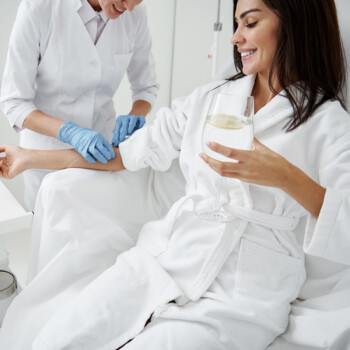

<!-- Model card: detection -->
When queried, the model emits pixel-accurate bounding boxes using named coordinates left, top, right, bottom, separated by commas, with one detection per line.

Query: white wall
left=113, top=0, right=176, bottom=121
left=336, top=0, right=350, bottom=107
left=171, top=0, right=234, bottom=100
left=115, top=0, right=235, bottom=116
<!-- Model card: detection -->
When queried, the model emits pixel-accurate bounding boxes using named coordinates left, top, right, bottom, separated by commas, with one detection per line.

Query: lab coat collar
left=72, top=0, right=83, bottom=11
left=77, top=0, right=109, bottom=25
left=99, top=10, right=109, bottom=24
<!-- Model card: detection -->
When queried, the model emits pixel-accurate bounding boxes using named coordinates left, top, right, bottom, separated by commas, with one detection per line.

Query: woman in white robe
left=0, top=0, right=349, bottom=349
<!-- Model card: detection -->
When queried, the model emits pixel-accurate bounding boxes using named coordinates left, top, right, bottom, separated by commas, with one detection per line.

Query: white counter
left=0, top=180, right=33, bottom=235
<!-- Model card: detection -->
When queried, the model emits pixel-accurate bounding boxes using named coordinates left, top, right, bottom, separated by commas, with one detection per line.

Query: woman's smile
left=239, top=49, right=257, bottom=61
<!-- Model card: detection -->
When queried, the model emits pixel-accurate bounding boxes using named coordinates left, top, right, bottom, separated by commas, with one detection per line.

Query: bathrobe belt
left=228, top=204, right=299, bottom=231
left=191, top=195, right=299, bottom=231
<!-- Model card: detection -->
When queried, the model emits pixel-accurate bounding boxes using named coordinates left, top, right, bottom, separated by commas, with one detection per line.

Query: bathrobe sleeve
left=119, top=94, right=191, bottom=172
left=304, top=110, right=350, bottom=266
left=126, top=4, right=159, bottom=106
left=0, top=0, right=41, bottom=131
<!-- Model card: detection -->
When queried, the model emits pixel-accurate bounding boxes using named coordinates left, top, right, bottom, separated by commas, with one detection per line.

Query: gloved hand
left=112, top=114, right=146, bottom=147
left=57, top=121, right=115, bottom=164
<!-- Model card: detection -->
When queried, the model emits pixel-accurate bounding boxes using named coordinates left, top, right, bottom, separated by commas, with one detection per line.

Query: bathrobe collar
left=226, top=74, right=294, bottom=134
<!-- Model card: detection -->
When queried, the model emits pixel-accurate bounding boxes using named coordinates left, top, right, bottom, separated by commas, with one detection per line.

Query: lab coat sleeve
left=304, top=135, right=350, bottom=266
left=0, top=0, right=41, bottom=131
left=126, top=4, right=159, bottom=107
left=119, top=94, right=189, bottom=172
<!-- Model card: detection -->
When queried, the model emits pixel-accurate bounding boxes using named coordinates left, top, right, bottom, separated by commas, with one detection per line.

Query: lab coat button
left=90, top=60, right=98, bottom=67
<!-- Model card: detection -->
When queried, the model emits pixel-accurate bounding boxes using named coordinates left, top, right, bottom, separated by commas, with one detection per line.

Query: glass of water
left=197, top=93, right=254, bottom=223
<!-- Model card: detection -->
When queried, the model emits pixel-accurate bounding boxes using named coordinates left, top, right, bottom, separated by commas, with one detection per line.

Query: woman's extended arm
left=200, top=139, right=326, bottom=219
left=0, top=144, right=125, bottom=179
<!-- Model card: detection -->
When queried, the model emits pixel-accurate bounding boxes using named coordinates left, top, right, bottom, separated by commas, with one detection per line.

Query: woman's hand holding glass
left=200, top=138, right=294, bottom=191
left=201, top=136, right=326, bottom=219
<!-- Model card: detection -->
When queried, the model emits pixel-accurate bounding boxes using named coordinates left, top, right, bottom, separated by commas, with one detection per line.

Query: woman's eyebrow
left=234, top=8, right=262, bottom=22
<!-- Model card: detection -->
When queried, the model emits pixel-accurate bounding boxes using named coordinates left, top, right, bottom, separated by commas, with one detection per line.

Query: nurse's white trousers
left=23, top=169, right=52, bottom=211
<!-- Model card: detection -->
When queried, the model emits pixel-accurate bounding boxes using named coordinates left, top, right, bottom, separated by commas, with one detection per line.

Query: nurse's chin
left=103, top=7, right=124, bottom=20
left=105, top=12, right=122, bottom=20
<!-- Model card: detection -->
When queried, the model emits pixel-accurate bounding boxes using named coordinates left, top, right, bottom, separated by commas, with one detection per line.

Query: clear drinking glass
left=197, top=93, right=254, bottom=223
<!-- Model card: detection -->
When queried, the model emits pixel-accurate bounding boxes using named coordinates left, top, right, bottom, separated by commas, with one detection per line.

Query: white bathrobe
left=1, top=75, right=350, bottom=350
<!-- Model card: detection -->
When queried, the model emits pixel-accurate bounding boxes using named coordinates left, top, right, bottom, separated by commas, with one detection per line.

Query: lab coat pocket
left=234, top=239, right=304, bottom=328
left=112, top=52, right=134, bottom=89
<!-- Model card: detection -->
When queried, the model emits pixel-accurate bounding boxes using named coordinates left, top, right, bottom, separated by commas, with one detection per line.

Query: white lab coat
left=0, top=0, right=158, bottom=210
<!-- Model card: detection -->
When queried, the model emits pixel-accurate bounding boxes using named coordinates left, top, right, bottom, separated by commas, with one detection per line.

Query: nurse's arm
left=0, top=144, right=125, bottom=180
left=129, top=100, right=151, bottom=117
left=22, top=110, right=64, bottom=138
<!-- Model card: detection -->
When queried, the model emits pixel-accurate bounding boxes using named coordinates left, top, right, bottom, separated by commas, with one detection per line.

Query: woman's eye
left=246, top=22, right=257, bottom=28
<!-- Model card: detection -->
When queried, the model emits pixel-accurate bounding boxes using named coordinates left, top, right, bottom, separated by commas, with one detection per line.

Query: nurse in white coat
left=0, top=0, right=349, bottom=349
left=0, top=0, right=158, bottom=211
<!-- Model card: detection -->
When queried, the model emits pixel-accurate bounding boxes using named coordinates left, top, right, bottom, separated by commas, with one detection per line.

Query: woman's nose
left=231, top=28, right=244, bottom=46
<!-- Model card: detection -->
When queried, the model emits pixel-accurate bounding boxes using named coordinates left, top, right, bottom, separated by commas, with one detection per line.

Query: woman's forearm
left=23, top=147, right=125, bottom=172
left=0, top=144, right=125, bottom=179
left=281, top=163, right=326, bottom=219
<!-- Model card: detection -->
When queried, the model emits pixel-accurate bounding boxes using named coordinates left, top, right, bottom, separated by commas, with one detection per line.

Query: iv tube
left=211, top=0, right=223, bottom=78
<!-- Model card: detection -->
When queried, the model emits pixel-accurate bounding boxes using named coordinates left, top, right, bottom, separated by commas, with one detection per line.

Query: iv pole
left=211, top=0, right=223, bottom=79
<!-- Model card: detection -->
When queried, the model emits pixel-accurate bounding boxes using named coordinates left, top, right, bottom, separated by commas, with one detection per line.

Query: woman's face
left=231, top=0, right=280, bottom=78
left=89, top=0, right=143, bottom=19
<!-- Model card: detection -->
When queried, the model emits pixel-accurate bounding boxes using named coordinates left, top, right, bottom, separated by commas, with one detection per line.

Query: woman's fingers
left=200, top=140, right=253, bottom=179
left=200, top=153, right=241, bottom=178
left=200, top=138, right=291, bottom=188
left=0, top=145, right=26, bottom=179
left=0, top=145, right=7, bottom=154
left=206, top=142, right=250, bottom=162
left=0, top=159, right=9, bottom=178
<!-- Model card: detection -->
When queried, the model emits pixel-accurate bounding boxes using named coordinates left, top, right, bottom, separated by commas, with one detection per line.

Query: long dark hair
left=230, top=0, right=347, bottom=131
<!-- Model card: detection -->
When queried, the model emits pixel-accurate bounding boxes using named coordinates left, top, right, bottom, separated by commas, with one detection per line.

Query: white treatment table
left=0, top=180, right=32, bottom=235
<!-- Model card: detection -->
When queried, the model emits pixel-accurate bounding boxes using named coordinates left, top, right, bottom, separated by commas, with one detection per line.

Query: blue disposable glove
left=112, top=114, right=146, bottom=147
left=57, top=121, right=115, bottom=164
